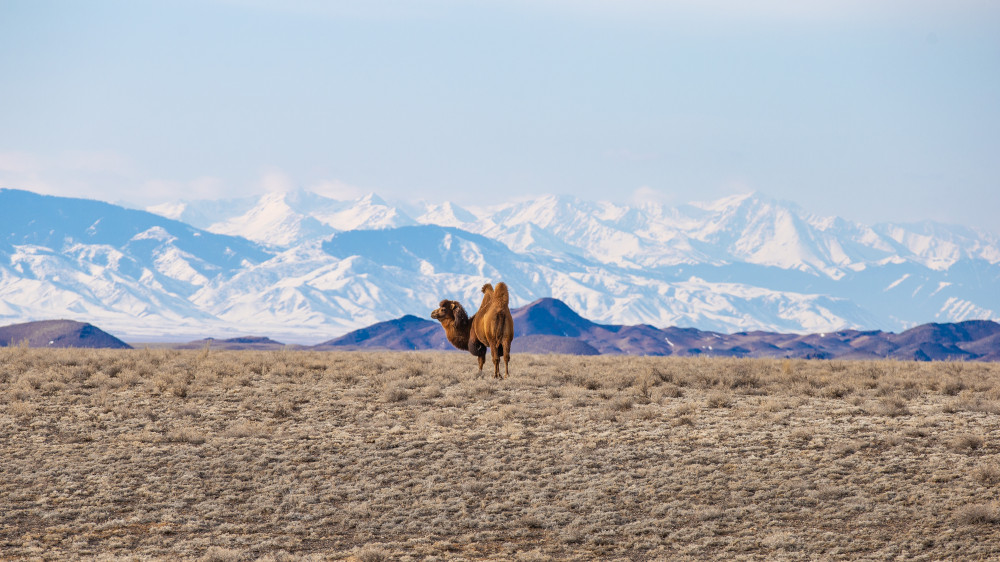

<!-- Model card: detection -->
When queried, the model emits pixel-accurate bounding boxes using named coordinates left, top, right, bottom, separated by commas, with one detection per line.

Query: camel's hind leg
left=491, top=345, right=502, bottom=379
left=477, top=353, right=485, bottom=376
left=503, top=341, right=511, bottom=378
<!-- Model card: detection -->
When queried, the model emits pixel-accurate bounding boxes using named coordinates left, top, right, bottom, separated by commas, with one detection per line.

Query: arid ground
left=2, top=346, right=999, bottom=560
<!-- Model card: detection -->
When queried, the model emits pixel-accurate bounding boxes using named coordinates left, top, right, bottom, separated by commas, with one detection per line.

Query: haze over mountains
left=1, top=187, right=998, bottom=343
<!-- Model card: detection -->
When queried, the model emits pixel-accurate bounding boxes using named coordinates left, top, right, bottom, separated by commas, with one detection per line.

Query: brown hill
left=314, top=315, right=451, bottom=351
left=0, top=320, right=131, bottom=349
left=173, top=336, right=290, bottom=351
left=319, top=298, right=1000, bottom=361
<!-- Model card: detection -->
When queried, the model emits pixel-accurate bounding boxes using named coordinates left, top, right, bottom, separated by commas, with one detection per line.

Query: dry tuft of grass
left=705, top=390, right=733, bottom=408
left=973, top=463, right=1000, bottom=486
left=950, top=433, right=985, bottom=453
left=164, top=427, right=207, bottom=444
left=872, top=394, right=911, bottom=417
left=955, top=503, right=1000, bottom=525
left=2, top=348, right=999, bottom=559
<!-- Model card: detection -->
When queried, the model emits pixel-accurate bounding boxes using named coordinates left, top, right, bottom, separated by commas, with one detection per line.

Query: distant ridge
left=0, top=320, right=132, bottom=349
left=314, top=315, right=451, bottom=351
left=173, top=336, right=288, bottom=351
left=321, top=298, right=1000, bottom=361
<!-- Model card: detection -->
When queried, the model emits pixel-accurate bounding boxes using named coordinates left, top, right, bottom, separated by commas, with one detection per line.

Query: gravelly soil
left=2, top=347, right=999, bottom=560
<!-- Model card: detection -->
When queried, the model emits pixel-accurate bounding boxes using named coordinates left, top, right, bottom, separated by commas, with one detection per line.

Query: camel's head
left=431, top=300, right=456, bottom=321
left=431, top=300, right=467, bottom=324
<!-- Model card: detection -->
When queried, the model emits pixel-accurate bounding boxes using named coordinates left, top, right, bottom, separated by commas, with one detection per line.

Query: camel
left=430, top=282, right=514, bottom=378
left=471, top=282, right=514, bottom=379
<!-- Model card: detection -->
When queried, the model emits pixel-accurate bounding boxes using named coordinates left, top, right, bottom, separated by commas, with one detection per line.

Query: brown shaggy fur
left=431, top=299, right=487, bottom=364
left=431, top=282, right=514, bottom=378
left=470, top=282, right=514, bottom=379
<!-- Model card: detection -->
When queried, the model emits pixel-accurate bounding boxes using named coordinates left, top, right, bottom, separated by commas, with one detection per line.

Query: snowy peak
left=317, top=192, right=416, bottom=232
left=157, top=189, right=420, bottom=248
left=207, top=189, right=336, bottom=247
left=147, top=196, right=258, bottom=229
left=415, top=201, right=479, bottom=228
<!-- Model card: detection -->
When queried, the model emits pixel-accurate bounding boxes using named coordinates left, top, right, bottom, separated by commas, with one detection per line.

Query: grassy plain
left=2, top=346, right=1000, bottom=560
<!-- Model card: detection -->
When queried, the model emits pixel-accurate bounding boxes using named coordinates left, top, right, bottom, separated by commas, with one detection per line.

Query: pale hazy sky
left=2, top=0, right=998, bottom=232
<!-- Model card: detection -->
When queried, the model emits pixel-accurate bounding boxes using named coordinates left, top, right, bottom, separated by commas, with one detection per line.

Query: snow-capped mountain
left=1, top=187, right=997, bottom=343
left=149, top=190, right=416, bottom=247
left=166, top=189, right=1000, bottom=276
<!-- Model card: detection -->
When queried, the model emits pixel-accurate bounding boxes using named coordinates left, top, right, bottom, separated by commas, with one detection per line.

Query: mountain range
left=1, top=187, right=998, bottom=343
left=320, top=298, right=1000, bottom=362
left=7, top=300, right=995, bottom=361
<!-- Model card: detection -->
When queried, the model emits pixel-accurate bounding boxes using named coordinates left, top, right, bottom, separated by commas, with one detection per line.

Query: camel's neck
left=444, top=316, right=472, bottom=350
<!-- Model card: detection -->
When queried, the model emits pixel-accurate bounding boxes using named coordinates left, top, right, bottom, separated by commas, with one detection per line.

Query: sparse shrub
left=822, top=383, right=853, bottom=399
left=675, top=415, right=695, bottom=427
left=973, top=464, right=1000, bottom=486
left=164, top=427, right=206, bottom=445
left=696, top=506, right=725, bottom=521
left=781, top=358, right=794, bottom=376
left=812, top=485, right=848, bottom=501
left=942, top=378, right=966, bottom=396
left=595, top=407, right=621, bottom=422
left=272, top=400, right=295, bottom=418
left=356, top=546, right=391, bottom=562
left=382, top=385, right=409, bottom=403
left=171, top=382, right=189, bottom=398
left=706, top=391, right=732, bottom=408
left=610, top=396, right=634, bottom=412
left=427, top=411, right=459, bottom=427
left=519, top=515, right=547, bottom=529
left=92, top=388, right=113, bottom=412
left=946, top=395, right=1000, bottom=414
left=789, top=428, right=813, bottom=443
left=197, top=341, right=212, bottom=362
left=461, top=481, right=486, bottom=495
left=468, top=381, right=497, bottom=398
left=834, top=440, right=863, bottom=457
left=225, top=420, right=269, bottom=439
left=631, top=406, right=660, bottom=421
left=955, top=503, right=1000, bottom=525
left=247, top=360, right=268, bottom=376
left=648, top=364, right=673, bottom=384
left=658, top=383, right=683, bottom=400
left=7, top=401, right=37, bottom=418
left=872, top=395, right=910, bottom=417
left=951, top=434, right=984, bottom=453
left=761, top=397, right=789, bottom=412
left=728, top=360, right=761, bottom=391
left=118, top=368, right=142, bottom=386
left=150, top=372, right=174, bottom=394
left=762, top=530, right=802, bottom=551
left=11, top=381, right=36, bottom=401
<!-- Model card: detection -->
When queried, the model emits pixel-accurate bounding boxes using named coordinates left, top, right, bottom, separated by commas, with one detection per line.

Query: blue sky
left=1, top=0, right=998, bottom=232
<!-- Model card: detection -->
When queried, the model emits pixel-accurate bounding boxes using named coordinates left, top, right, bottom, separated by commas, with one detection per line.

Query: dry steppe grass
left=2, top=347, right=1000, bottom=560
